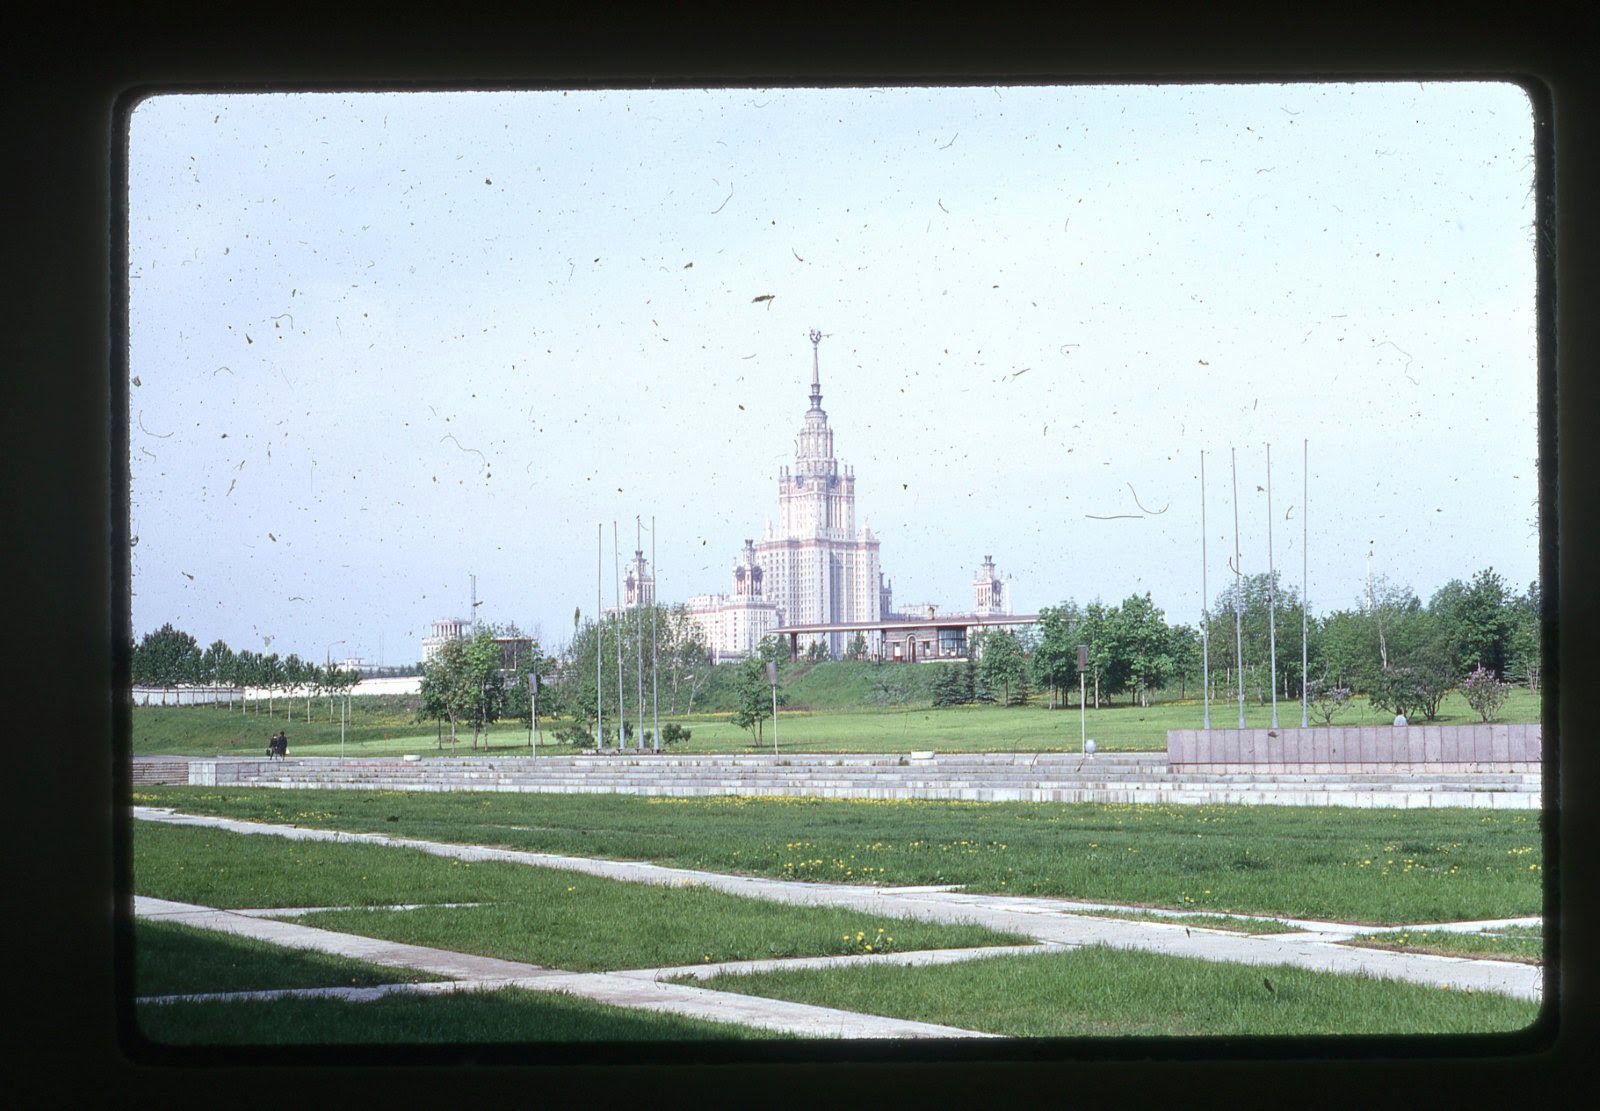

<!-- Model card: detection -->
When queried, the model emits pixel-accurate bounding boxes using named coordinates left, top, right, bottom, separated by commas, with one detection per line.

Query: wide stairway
left=139, top=751, right=1542, bottom=809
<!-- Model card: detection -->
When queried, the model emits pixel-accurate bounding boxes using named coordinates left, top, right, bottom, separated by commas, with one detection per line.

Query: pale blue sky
left=127, top=82, right=1538, bottom=664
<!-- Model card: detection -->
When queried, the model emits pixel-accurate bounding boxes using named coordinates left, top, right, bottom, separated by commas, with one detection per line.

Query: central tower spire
left=808, top=328, right=823, bottom=410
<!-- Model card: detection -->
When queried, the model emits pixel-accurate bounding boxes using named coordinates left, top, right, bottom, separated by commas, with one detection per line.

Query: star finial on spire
left=808, top=328, right=823, bottom=409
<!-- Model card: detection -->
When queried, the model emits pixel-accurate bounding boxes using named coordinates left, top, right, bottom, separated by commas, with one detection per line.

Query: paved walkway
left=133, top=807, right=1544, bottom=1036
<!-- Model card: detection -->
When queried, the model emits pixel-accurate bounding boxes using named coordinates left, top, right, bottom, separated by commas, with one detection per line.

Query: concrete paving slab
left=133, top=896, right=993, bottom=1039
left=134, top=809, right=1544, bottom=1003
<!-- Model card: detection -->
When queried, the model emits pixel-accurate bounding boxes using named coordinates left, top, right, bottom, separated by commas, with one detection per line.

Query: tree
left=1316, top=609, right=1380, bottom=692
left=1506, top=580, right=1542, bottom=691
left=134, top=623, right=201, bottom=703
left=732, top=656, right=786, bottom=746
left=282, top=654, right=307, bottom=722
left=1367, top=620, right=1458, bottom=722
left=1080, top=601, right=1129, bottom=707
left=846, top=631, right=869, bottom=661
left=1207, top=572, right=1309, bottom=706
left=203, top=640, right=236, bottom=709
left=1167, top=623, right=1203, bottom=701
left=259, top=653, right=283, bottom=718
left=502, top=636, right=555, bottom=741
left=803, top=639, right=829, bottom=663
left=462, top=631, right=508, bottom=750
left=931, top=663, right=970, bottom=707
left=1116, top=593, right=1175, bottom=708
left=755, top=634, right=791, bottom=669
left=1030, top=601, right=1083, bottom=708
left=419, top=637, right=482, bottom=752
left=1430, top=568, right=1513, bottom=677
left=972, top=628, right=1029, bottom=705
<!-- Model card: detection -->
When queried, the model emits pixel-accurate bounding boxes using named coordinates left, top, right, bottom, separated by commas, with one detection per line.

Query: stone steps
left=136, top=752, right=1541, bottom=807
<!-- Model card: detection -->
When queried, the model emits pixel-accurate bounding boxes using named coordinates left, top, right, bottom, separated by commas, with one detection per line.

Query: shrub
left=1461, top=666, right=1512, bottom=723
left=660, top=722, right=692, bottom=746
left=551, top=721, right=595, bottom=747
left=1306, top=680, right=1353, bottom=726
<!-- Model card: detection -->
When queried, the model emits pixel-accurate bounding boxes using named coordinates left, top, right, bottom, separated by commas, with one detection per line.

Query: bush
left=550, top=721, right=595, bottom=747
left=660, top=722, right=692, bottom=746
left=1306, top=680, right=1353, bottom=726
left=1461, top=666, right=1512, bottom=723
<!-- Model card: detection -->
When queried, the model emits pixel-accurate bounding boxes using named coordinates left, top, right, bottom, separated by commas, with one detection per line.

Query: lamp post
left=1077, top=644, right=1089, bottom=755
left=767, top=660, right=779, bottom=755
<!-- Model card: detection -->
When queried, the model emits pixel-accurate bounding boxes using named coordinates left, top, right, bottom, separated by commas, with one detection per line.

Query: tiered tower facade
left=753, top=331, right=883, bottom=657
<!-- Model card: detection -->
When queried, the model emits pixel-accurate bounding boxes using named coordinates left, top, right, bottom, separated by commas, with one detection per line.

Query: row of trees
left=414, top=606, right=718, bottom=751
left=130, top=624, right=362, bottom=721
left=995, top=567, right=1539, bottom=722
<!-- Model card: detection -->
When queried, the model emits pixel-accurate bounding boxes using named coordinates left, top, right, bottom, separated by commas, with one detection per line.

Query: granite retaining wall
left=1166, top=723, right=1541, bottom=773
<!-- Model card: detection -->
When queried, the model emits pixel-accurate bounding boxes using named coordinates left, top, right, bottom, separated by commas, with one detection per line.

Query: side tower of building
left=685, top=539, right=782, bottom=663
left=973, top=555, right=1011, bottom=617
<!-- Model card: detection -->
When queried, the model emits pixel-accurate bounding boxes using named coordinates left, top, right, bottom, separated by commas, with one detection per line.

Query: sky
left=126, top=82, right=1539, bottom=666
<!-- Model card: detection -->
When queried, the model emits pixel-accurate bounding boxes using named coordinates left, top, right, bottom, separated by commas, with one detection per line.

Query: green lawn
left=685, top=944, right=1539, bottom=1036
left=1063, top=910, right=1307, bottom=935
left=130, top=686, right=1542, bottom=758
left=1343, top=927, right=1543, bottom=965
left=135, top=918, right=446, bottom=996
left=133, top=820, right=1027, bottom=972
left=138, top=986, right=792, bottom=1044
left=133, top=788, right=1543, bottom=924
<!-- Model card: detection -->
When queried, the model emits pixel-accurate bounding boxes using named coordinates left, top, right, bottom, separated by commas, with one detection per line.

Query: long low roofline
left=777, top=614, right=1038, bottom=635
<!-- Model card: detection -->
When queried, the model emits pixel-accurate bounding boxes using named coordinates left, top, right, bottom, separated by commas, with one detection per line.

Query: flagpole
left=1232, top=448, right=1245, bottom=729
left=596, top=523, right=603, bottom=751
left=652, top=515, right=660, bottom=753
left=1201, top=450, right=1210, bottom=730
left=1267, top=442, right=1279, bottom=729
left=1302, top=439, right=1310, bottom=728
left=636, top=517, right=645, bottom=751
left=614, top=521, right=625, bottom=750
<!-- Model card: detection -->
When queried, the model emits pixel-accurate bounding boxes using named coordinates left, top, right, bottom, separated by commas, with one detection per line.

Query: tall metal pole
left=767, top=660, right=779, bottom=755
left=1201, top=450, right=1211, bottom=730
left=1302, top=439, right=1310, bottom=728
left=614, top=521, right=625, bottom=750
left=636, top=518, right=645, bottom=751
left=1267, top=442, right=1279, bottom=729
left=1232, top=448, right=1245, bottom=728
left=597, top=524, right=603, bottom=751
left=651, top=515, right=660, bottom=753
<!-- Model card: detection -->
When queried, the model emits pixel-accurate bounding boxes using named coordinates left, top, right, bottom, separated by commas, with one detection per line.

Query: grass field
left=1342, top=926, right=1544, bottom=965
left=130, top=686, right=1543, bottom=758
left=134, top=820, right=1027, bottom=971
left=138, top=986, right=792, bottom=1044
left=684, top=945, right=1539, bottom=1036
left=133, top=788, right=1543, bottom=924
left=135, top=918, right=446, bottom=996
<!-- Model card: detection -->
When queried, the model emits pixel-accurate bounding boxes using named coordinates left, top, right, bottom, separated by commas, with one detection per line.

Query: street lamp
left=766, top=660, right=779, bottom=755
